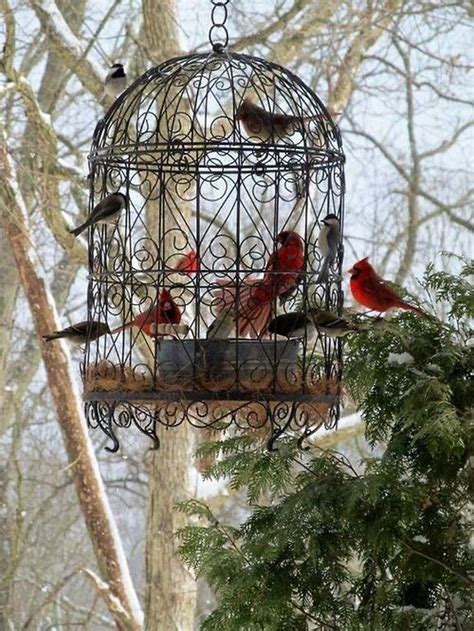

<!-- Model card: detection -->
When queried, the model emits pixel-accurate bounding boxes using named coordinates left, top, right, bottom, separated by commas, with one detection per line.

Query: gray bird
left=103, top=63, right=127, bottom=100
left=317, top=213, right=340, bottom=284
left=69, top=192, right=127, bottom=237
left=207, top=309, right=235, bottom=340
left=42, top=321, right=110, bottom=344
left=268, top=308, right=356, bottom=339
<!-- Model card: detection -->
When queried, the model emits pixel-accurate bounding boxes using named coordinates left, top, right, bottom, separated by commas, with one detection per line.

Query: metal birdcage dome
left=82, top=45, right=345, bottom=452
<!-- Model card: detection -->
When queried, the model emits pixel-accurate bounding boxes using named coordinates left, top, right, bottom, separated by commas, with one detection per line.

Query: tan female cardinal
left=236, top=98, right=338, bottom=143
left=213, top=231, right=305, bottom=337
left=348, top=258, right=426, bottom=315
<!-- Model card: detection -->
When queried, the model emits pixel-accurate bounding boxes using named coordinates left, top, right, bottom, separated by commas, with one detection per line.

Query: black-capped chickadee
left=69, top=192, right=127, bottom=237
left=103, top=63, right=127, bottom=100
left=268, top=308, right=356, bottom=339
left=42, top=321, right=110, bottom=344
left=317, top=213, right=340, bottom=284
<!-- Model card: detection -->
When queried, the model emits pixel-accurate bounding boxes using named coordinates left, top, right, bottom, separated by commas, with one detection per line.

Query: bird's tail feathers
left=238, top=302, right=272, bottom=338
left=42, top=333, right=61, bottom=342
left=398, top=301, right=428, bottom=317
left=303, top=111, right=340, bottom=123
left=111, top=322, right=133, bottom=334
left=68, top=224, right=86, bottom=237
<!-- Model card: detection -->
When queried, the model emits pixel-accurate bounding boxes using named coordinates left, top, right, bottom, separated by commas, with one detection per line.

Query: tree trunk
left=145, top=425, right=197, bottom=630
left=140, top=1, right=198, bottom=628
left=0, top=144, right=143, bottom=631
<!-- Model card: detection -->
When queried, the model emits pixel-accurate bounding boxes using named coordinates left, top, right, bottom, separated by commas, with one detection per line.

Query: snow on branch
left=0, top=139, right=144, bottom=630
left=1, top=0, right=87, bottom=264
left=29, top=0, right=106, bottom=99
left=81, top=567, right=133, bottom=626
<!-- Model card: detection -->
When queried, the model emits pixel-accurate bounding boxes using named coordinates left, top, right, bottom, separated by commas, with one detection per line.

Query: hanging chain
left=208, top=0, right=230, bottom=52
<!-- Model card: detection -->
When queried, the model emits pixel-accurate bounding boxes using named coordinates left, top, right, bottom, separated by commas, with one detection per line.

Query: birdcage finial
left=209, top=0, right=230, bottom=52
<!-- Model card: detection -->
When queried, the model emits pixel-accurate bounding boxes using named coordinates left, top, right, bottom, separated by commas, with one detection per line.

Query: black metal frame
left=82, top=48, right=345, bottom=451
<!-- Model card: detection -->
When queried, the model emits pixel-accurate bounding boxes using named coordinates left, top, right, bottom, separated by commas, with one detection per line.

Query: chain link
left=208, top=0, right=230, bottom=52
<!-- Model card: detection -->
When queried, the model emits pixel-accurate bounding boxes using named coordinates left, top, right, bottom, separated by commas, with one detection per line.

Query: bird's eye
left=163, top=302, right=172, bottom=310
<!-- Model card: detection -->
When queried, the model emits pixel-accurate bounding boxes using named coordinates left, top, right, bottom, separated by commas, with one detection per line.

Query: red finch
left=42, top=321, right=110, bottom=344
left=214, top=231, right=305, bottom=337
left=348, top=257, right=426, bottom=315
left=112, top=289, right=182, bottom=337
left=236, top=98, right=339, bottom=143
left=170, top=249, right=199, bottom=274
left=69, top=192, right=127, bottom=237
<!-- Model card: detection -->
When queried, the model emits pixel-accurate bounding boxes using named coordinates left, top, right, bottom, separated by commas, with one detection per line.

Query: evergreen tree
left=178, top=260, right=473, bottom=630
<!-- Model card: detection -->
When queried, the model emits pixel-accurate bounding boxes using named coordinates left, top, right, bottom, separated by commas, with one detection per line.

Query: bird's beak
left=347, top=266, right=354, bottom=274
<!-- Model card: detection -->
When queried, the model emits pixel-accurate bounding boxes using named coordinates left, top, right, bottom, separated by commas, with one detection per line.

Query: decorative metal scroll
left=82, top=49, right=345, bottom=452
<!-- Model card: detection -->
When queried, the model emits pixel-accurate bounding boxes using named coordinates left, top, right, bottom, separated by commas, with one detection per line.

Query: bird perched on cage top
left=236, top=98, right=338, bottom=143
left=349, top=258, right=427, bottom=315
left=69, top=192, right=127, bottom=237
left=317, top=213, right=341, bottom=284
left=102, top=63, right=127, bottom=100
left=268, top=309, right=357, bottom=339
left=213, top=230, right=305, bottom=338
left=42, top=321, right=110, bottom=344
left=112, top=289, right=182, bottom=337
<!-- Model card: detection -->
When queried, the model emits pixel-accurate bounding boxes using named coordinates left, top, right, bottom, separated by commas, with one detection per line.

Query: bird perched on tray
left=207, top=309, right=235, bottom=340
left=213, top=230, right=305, bottom=338
left=69, top=192, right=127, bottom=237
left=348, top=257, right=427, bottom=315
left=102, top=63, right=127, bottom=100
left=236, top=98, right=339, bottom=143
left=43, top=321, right=110, bottom=344
left=268, top=308, right=357, bottom=339
left=317, top=213, right=341, bottom=283
left=112, top=289, right=182, bottom=337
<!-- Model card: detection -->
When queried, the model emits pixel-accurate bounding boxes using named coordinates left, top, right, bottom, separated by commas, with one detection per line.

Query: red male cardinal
left=214, top=231, right=305, bottom=337
left=112, top=289, right=182, bottom=337
left=171, top=249, right=199, bottom=274
left=348, top=257, right=425, bottom=315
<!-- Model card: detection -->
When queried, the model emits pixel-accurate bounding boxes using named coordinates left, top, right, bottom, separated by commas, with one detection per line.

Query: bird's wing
left=326, top=227, right=339, bottom=262
left=363, top=275, right=402, bottom=301
left=65, top=322, right=90, bottom=336
left=92, top=196, right=122, bottom=221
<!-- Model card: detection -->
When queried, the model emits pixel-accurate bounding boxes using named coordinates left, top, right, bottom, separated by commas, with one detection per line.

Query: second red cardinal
left=112, top=289, right=182, bottom=337
left=214, top=231, right=305, bottom=337
left=348, top=257, right=425, bottom=315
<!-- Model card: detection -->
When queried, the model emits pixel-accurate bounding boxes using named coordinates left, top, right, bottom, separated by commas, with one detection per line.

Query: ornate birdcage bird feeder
left=82, top=1, right=345, bottom=452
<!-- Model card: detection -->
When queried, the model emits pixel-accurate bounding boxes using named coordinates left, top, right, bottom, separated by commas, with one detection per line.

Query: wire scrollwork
left=209, top=0, right=230, bottom=52
left=83, top=43, right=345, bottom=452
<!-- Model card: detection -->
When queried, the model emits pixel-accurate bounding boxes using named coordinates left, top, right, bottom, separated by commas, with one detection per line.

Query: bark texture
left=141, top=1, right=197, bottom=628
left=0, top=144, right=143, bottom=631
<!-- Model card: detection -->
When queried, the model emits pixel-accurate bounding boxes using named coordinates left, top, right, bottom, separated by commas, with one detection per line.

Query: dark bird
left=349, top=257, right=427, bottom=315
left=317, top=213, right=341, bottom=283
left=236, top=98, right=339, bottom=143
left=268, top=309, right=357, bottom=339
left=69, top=192, right=127, bottom=237
left=42, top=321, right=110, bottom=344
left=103, top=63, right=127, bottom=100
